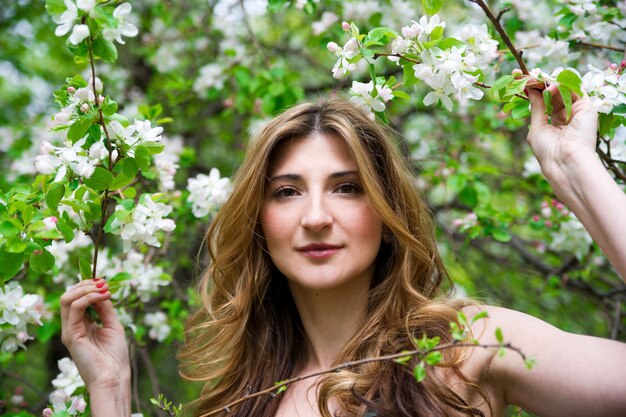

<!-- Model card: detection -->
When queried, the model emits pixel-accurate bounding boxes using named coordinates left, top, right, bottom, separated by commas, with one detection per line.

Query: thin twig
left=576, top=41, right=624, bottom=53
left=199, top=342, right=525, bottom=417
left=373, top=52, right=421, bottom=64
left=469, top=0, right=529, bottom=74
left=138, top=346, right=162, bottom=400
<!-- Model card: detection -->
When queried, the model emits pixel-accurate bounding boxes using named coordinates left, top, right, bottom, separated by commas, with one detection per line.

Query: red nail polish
left=92, top=278, right=100, bottom=282
left=96, top=282, right=105, bottom=288
left=99, top=290, right=108, bottom=295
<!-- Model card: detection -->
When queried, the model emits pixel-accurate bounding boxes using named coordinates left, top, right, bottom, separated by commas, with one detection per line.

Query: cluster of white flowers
left=0, top=281, right=48, bottom=353
left=51, top=0, right=137, bottom=45
left=581, top=64, right=626, bottom=114
left=327, top=37, right=359, bottom=79
left=144, top=311, right=171, bottom=342
left=43, top=358, right=86, bottom=417
left=108, top=119, right=164, bottom=154
left=186, top=168, right=232, bottom=218
left=413, top=45, right=484, bottom=111
left=35, top=138, right=103, bottom=182
left=455, top=24, right=499, bottom=71
left=514, top=30, right=575, bottom=68
left=193, top=64, right=227, bottom=95
left=105, top=251, right=170, bottom=302
left=110, top=194, right=176, bottom=249
left=349, top=81, right=393, bottom=118
left=153, top=135, right=183, bottom=191
left=312, top=11, right=338, bottom=36
left=562, top=0, right=597, bottom=16
left=549, top=213, right=593, bottom=260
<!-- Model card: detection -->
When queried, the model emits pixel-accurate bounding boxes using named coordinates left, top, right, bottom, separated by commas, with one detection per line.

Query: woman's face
left=260, top=132, right=383, bottom=293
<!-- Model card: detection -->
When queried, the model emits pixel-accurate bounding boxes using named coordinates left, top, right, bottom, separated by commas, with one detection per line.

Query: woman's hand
left=60, top=277, right=130, bottom=391
left=526, top=85, right=598, bottom=182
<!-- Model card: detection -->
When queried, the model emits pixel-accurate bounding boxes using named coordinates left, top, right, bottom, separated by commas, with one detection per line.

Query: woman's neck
left=288, top=278, right=370, bottom=373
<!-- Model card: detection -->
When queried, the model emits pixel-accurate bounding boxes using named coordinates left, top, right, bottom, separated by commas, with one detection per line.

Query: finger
left=63, top=291, right=111, bottom=344
left=92, top=299, right=124, bottom=331
left=528, top=89, right=549, bottom=131
left=60, top=278, right=109, bottom=323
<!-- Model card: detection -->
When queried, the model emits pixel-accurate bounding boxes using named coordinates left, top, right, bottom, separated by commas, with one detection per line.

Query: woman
left=60, top=88, right=626, bottom=417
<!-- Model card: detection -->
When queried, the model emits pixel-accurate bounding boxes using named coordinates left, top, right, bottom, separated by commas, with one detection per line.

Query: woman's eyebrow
left=268, top=170, right=359, bottom=182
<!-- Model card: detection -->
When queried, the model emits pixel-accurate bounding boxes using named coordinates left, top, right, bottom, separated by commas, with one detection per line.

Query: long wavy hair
left=178, top=98, right=487, bottom=417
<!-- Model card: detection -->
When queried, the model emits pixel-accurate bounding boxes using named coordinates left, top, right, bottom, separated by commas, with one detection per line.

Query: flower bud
left=67, top=86, right=76, bottom=94
left=342, top=21, right=350, bottom=31
left=327, top=42, right=340, bottom=53
left=610, top=63, right=618, bottom=70
left=80, top=103, right=90, bottom=113
left=43, top=408, right=54, bottom=417
left=621, top=60, right=626, bottom=68
left=40, top=141, right=55, bottom=154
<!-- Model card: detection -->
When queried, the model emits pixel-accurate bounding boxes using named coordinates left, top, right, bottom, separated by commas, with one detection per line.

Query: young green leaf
left=424, top=351, right=443, bottom=366
left=542, top=89, right=553, bottom=115
left=30, top=248, right=56, bottom=273
left=394, top=350, right=413, bottom=365
left=0, top=251, right=24, bottom=282
left=83, top=167, right=114, bottom=191
left=495, top=327, right=503, bottom=344
left=423, top=0, right=444, bottom=16
left=413, top=361, right=427, bottom=382
left=46, top=183, right=65, bottom=211
left=78, top=256, right=92, bottom=280
left=556, top=69, right=583, bottom=97
left=557, top=84, right=573, bottom=120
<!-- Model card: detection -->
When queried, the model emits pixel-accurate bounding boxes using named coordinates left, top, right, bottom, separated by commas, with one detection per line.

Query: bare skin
left=60, top=91, right=626, bottom=417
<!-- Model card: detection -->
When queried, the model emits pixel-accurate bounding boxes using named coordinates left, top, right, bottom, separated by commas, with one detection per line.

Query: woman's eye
left=274, top=187, right=299, bottom=199
left=335, top=183, right=361, bottom=194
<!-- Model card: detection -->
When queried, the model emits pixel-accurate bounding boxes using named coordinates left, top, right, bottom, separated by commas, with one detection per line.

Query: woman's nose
left=300, top=196, right=333, bottom=231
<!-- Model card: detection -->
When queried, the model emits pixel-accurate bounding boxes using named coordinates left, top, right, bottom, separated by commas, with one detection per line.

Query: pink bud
left=452, top=219, right=463, bottom=228
left=80, top=103, right=90, bottom=113
left=97, top=95, right=105, bottom=104
left=621, top=60, right=626, bottom=68
left=610, top=63, right=618, bottom=70
left=532, top=215, right=540, bottom=222
left=42, top=408, right=53, bottom=417
left=541, top=201, right=549, bottom=209
left=67, top=86, right=76, bottom=94
left=327, top=42, right=340, bottom=53
left=342, top=21, right=350, bottom=31
left=17, top=331, right=29, bottom=342
left=545, top=220, right=553, bottom=228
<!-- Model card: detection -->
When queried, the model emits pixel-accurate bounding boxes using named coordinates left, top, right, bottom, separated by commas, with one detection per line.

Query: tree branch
left=469, top=0, right=529, bottom=74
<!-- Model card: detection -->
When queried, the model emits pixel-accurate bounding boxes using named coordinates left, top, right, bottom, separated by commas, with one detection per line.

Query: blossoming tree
left=0, top=0, right=624, bottom=416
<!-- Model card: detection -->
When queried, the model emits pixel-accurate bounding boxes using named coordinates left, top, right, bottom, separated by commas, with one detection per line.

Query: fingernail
left=99, top=290, right=108, bottom=295
left=92, top=278, right=100, bottom=282
left=524, top=88, right=529, bottom=96
left=96, top=282, right=105, bottom=288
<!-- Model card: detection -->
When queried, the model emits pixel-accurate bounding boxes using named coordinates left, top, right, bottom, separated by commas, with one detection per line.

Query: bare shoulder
left=460, top=304, right=626, bottom=417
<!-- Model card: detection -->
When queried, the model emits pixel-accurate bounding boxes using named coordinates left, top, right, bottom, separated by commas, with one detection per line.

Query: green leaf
left=492, top=228, right=511, bottom=242
left=543, top=89, right=553, bottom=115
left=491, top=74, right=515, bottom=92
left=556, top=69, right=583, bottom=97
left=424, top=351, right=443, bottom=366
left=459, top=185, right=478, bottom=207
left=46, top=183, right=65, bottom=210
left=394, top=350, right=413, bottom=365
left=471, top=310, right=489, bottom=324
left=109, top=173, right=134, bottom=191
left=557, top=84, right=573, bottom=120
left=510, top=100, right=531, bottom=119
left=30, top=248, right=56, bottom=273
left=92, top=37, right=118, bottom=63
left=503, top=78, right=528, bottom=99
left=56, top=217, right=75, bottom=242
left=102, top=96, right=118, bottom=116
left=495, top=327, right=503, bottom=344
left=135, top=146, right=152, bottom=170
left=0, top=220, right=20, bottom=237
left=67, top=113, right=95, bottom=142
left=430, top=25, right=444, bottom=41
left=45, top=0, right=66, bottom=14
left=413, top=361, right=427, bottom=382
left=78, top=256, right=92, bottom=280
left=0, top=251, right=24, bottom=282
left=422, top=0, right=444, bottom=15
left=83, top=167, right=113, bottom=191
left=392, top=90, right=410, bottom=100
left=123, top=157, right=139, bottom=178
left=438, top=37, right=465, bottom=51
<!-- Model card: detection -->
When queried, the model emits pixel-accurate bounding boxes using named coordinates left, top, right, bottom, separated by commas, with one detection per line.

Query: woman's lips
left=296, top=244, right=343, bottom=259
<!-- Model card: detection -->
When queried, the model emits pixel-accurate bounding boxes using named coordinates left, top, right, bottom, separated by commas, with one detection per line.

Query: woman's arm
left=469, top=305, right=626, bottom=417
left=526, top=88, right=626, bottom=280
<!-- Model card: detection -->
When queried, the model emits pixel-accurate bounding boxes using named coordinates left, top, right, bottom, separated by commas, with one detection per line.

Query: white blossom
left=68, top=24, right=89, bottom=45
left=549, top=213, right=593, bottom=260
left=110, top=195, right=176, bottom=248
left=0, top=282, right=47, bottom=353
left=193, top=64, right=226, bottom=95
left=102, top=3, right=139, bottom=44
left=582, top=64, right=626, bottom=114
left=144, top=311, right=171, bottom=341
left=51, top=357, right=84, bottom=397
left=186, top=168, right=232, bottom=218
left=349, top=81, right=394, bottom=118
left=52, top=0, right=78, bottom=37
left=312, top=12, right=338, bottom=36
left=328, top=37, right=360, bottom=79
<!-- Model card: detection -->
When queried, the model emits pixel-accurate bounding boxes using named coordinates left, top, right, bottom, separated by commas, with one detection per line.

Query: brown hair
left=178, top=98, right=486, bottom=416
